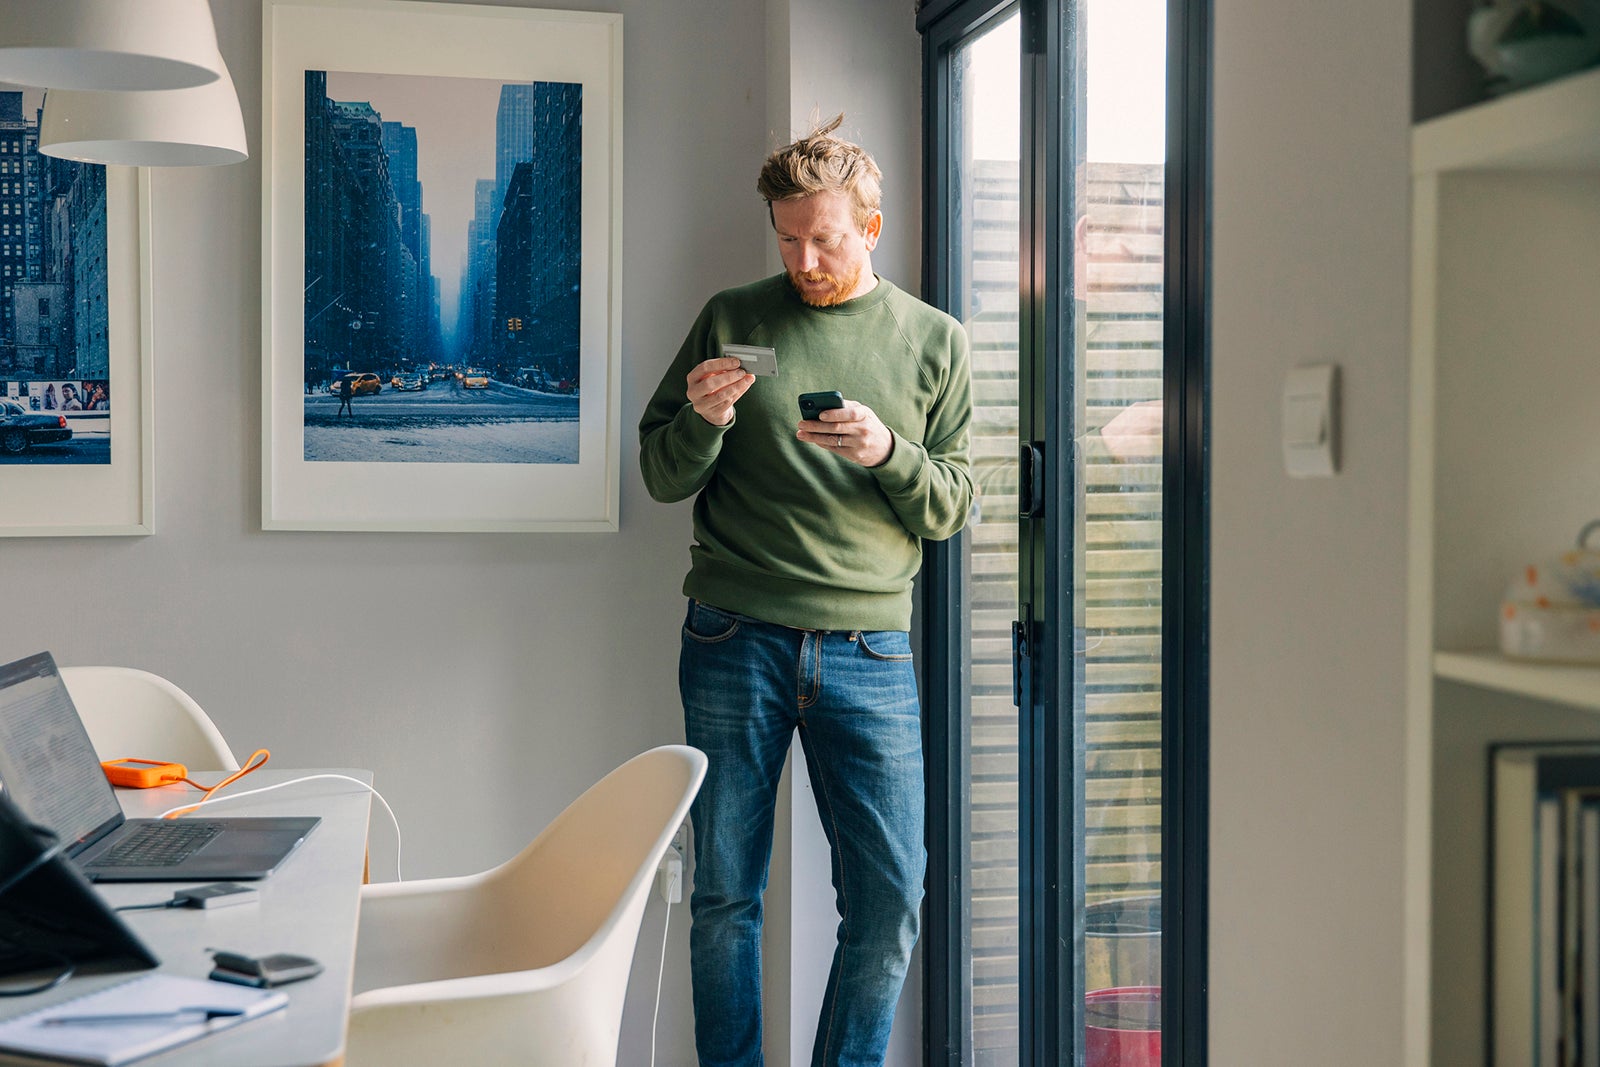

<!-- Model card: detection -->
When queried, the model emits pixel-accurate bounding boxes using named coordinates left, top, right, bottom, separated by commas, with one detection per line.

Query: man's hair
left=756, top=114, right=882, bottom=231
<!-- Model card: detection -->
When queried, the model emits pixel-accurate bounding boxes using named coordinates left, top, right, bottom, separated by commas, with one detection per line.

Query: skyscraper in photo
left=492, top=82, right=581, bottom=383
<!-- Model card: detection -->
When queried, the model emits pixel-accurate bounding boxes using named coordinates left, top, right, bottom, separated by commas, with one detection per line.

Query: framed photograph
left=262, top=0, right=622, bottom=531
left=0, top=126, right=153, bottom=538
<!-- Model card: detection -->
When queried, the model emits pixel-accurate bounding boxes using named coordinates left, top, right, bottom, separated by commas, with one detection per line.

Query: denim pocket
left=683, top=600, right=741, bottom=643
left=855, top=630, right=913, bottom=661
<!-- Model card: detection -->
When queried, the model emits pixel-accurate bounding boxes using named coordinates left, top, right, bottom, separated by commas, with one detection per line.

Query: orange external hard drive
left=101, top=759, right=188, bottom=788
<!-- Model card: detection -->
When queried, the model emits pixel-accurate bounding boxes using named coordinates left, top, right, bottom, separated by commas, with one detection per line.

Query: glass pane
left=1077, top=0, right=1166, bottom=1063
left=952, top=11, right=1021, bottom=1064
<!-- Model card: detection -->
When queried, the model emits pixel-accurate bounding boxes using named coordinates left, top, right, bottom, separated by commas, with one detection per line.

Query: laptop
left=0, top=652, right=318, bottom=883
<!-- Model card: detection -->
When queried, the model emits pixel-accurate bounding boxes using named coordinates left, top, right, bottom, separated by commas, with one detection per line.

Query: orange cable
left=164, top=749, right=271, bottom=819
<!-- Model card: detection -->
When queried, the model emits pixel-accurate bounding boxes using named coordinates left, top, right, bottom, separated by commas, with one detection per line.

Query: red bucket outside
left=1084, top=986, right=1161, bottom=1067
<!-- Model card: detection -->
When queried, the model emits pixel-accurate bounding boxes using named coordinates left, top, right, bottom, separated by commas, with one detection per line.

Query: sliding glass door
left=921, top=0, right=1206, bottom=1062
left=926, top=8, right=1024, bottom=1061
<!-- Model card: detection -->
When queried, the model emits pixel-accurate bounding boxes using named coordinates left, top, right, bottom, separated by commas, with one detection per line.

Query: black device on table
left=209, top=950, right=322, bottom=988
left=0, top=787, right=158, bottom=987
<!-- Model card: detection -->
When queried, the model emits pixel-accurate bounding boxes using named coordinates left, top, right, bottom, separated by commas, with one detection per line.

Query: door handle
left=1019, top=442, right=1044, bottom=518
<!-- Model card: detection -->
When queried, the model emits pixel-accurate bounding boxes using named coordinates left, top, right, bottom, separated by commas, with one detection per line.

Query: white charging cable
left=651, top=876, right=672, bottom=1067
left=157, top=773, right=403, bottom=882
left=650, top=838, right=689, bottom=1067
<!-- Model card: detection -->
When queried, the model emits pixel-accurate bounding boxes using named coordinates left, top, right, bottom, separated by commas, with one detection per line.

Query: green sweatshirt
left=639, top=273, right=973, bottom=632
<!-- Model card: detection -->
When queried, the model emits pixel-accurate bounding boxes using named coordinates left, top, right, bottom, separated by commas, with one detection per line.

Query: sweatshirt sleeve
left=638, top=303, right=732, bottom=503
left=868, top=319, right=974, bottom=542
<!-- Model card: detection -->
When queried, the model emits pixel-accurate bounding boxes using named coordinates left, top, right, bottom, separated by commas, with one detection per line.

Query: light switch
left=1282, top=364, right=1339, bottom=478
left=1285, top=396, right=1325, bottom=447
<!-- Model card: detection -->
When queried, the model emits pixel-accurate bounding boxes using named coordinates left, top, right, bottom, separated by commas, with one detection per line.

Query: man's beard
left=788, top=265, right=862, bottom=307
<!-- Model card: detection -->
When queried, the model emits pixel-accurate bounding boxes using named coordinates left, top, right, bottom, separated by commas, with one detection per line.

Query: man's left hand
left=799, top=398, right=894, bottom=468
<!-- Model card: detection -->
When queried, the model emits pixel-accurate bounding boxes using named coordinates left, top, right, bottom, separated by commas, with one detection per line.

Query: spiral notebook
left=0, top=973, right=287, bottom=1065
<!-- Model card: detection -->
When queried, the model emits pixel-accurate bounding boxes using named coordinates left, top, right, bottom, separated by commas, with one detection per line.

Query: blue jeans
left=679, top=600, right=926, bottom=1067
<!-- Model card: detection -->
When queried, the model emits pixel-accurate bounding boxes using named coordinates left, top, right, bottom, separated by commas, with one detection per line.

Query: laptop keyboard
left=92, top=822, right=225, bottom=868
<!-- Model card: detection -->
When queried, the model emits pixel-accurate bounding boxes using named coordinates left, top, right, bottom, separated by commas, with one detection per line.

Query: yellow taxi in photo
left=462, top=368, right=490, bottom=389
left=327, top=372, right=382, bottom=396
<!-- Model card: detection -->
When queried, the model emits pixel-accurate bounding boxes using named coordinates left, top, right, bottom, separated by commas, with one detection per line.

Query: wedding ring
left=835, top=434, right=843, bottom=448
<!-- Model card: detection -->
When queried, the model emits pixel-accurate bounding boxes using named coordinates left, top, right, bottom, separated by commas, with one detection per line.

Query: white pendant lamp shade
left=39, top=66, right=248, bottom=166
left=0, top=0, right=226, bottom=91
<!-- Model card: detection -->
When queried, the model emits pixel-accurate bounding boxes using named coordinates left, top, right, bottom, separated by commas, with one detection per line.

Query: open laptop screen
left=0, top=653, right=123, bottom=854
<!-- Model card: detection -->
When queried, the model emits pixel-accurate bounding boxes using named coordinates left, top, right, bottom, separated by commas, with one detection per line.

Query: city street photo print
left=263, top=1, right=621, bottom=532
left=0, top=83, right=151, bottom=537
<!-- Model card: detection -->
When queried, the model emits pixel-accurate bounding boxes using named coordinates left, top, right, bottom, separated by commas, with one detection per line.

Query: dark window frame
left=918, top=0, right=1210, bottom=1061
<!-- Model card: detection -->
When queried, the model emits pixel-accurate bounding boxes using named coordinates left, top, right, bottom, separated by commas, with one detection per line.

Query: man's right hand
left=688, top=356, right=755, bottom=426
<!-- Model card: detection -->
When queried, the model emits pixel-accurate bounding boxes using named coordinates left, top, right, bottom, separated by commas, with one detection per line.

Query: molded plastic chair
left=345, top=744, right=707, bottom=1067
left=58, top=665, right=240, bottom=772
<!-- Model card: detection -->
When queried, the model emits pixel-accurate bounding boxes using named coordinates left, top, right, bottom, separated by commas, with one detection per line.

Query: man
left=639, top=116, right=973, bottom=1067
left=337, top=374, right=354, bottom=417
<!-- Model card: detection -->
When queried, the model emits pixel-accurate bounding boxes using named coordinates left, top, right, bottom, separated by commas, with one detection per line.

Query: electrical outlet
left=657, top=848, right=683, bottom=904
left=655, top=821, right=690, bottom=904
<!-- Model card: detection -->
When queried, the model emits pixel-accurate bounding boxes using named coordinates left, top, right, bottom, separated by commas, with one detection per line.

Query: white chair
left=345, top=744, right=707, bottom=1067
left=58, top=665, right=240, bottom=772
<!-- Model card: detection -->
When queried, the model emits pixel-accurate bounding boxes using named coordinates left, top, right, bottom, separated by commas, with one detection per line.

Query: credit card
left=722, top=343, right=778, bottom=377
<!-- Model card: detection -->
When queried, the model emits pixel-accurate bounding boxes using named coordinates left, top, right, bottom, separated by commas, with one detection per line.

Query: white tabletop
left=0, top=768, right=372, bottom=1067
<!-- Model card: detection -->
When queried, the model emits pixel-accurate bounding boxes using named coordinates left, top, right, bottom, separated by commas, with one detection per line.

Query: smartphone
left=797, top=391, right=845, bottom=420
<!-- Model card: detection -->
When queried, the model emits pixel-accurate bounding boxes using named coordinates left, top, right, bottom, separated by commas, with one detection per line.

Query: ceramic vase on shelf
left=1500, top=520, right=1600, bottom=664
left=1467, top=0, right=1600, bottom=94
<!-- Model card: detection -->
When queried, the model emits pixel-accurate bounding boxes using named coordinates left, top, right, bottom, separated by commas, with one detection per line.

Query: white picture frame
left=261, top=0, right=623, bottom=531
left=0, top=168, right=154, bottom=537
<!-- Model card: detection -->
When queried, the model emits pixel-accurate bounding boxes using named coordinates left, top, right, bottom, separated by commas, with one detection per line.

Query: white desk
left=0, top=769, right=372, bottom=1067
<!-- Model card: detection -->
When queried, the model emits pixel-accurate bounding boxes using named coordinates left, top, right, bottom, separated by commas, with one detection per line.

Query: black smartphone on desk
left=797, top=391, right=844, bottom=419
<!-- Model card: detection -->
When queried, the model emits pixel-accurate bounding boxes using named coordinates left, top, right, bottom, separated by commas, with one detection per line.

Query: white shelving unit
left=1411, top=68, right=1600, bottom=172
left=1406, top=66, right=1600, bottom=1065
left=1434, top=651, right=1600, bottom=713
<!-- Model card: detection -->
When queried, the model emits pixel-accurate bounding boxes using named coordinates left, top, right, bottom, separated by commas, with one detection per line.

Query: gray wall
left=0, top=0, right=1426, bottom=1063
left=1209, top=0, right=1412, bottom=1062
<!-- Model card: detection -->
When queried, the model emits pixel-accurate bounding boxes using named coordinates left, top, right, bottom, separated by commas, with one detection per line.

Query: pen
left=40, top=1007, right=248, bottom=1026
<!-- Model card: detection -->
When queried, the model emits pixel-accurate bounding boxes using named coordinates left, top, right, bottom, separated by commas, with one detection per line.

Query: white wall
left=1209, top=0, right=1413, bottom=1063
